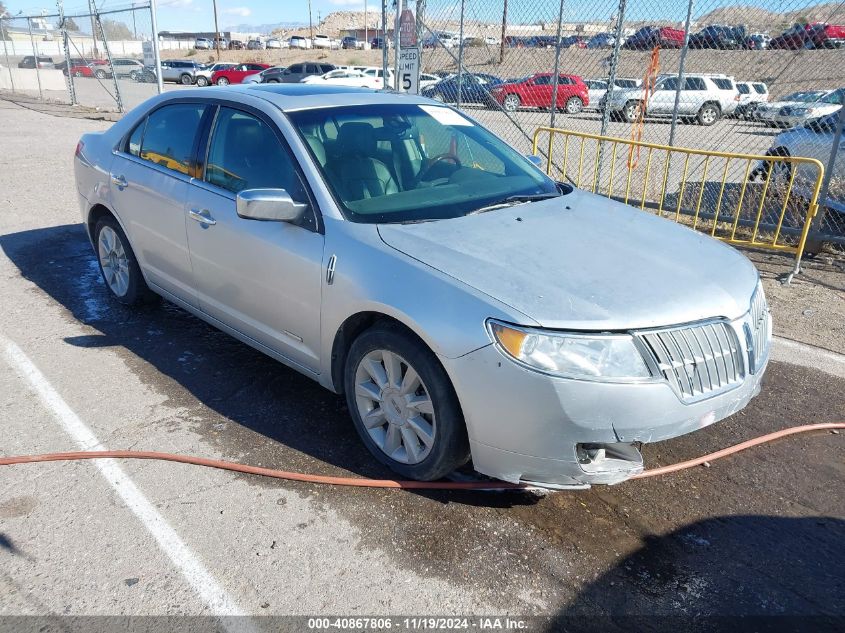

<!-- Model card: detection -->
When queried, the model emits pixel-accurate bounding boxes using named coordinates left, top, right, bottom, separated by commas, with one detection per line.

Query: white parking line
left=1, top=334, right=259, bottom=631
left=773, top=336, right=845, bottom=379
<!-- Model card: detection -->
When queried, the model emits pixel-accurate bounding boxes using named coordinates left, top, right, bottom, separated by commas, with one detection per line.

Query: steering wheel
left=417, top=152, right=462, bottom=183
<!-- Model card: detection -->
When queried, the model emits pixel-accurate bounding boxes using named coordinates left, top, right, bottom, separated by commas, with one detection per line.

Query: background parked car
left=110, top=58, right=146, bottom=79
left=266, top=38, right=283, bottom=49
left=341, top=36, right=359, bottom=49
left=769, top=23, right=813, bottom=49
left=807, top=23, right=845, bottom=48
left=559, top=35, right=588, bottom=48
left=371, top=36, right=390, bottom=49
left=491, top=73, right=588, bottom=113
left=689, top=25, right=747, bottom=49
left=242, top=66, right=284, bottom=84
left=312, top=34, right=339, bottom=49
left=69, top=61, right=110, bottom=79
left=194, top=37, right=212, bottom=50
left=193, top=62, right=235, bottom=87
left=756, top=88, right=844, bottom=128
left=585, top=79, right=630, bottom=109
left=289, top=35, right=311, bottom=49
left=230, top=40, right=245, bottom=50
left=746, top=33, right=771, bottom=49
left=419, top=73, right=441, bottom=90
left=586, top=33, right=621, bottom=49
left=302, top=69, right=377, bottom=88
left=159, top=60, right=204, bottom=85
left=265, top=62, right=336, bottom=83
left=211, top=63, right=271, bottom=85
left=55, top=57, right=86, bottom=74
left=247, top=39, right=264, bottom=50
left=420, top=73, right=502, bottom=106
left=623, top=26, right=685, bottom=49
left=733, top=81, right=769, bottom=118
left=18, top=56, right=54, bottom=69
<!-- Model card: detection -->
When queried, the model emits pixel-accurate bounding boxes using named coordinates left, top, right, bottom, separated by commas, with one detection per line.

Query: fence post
left=381, top=0, right=388, bottom=89
left=599, top=0, right=627, bottom=139
left=26, top=17, right=44, bottom=100
left=456, top=0, right=465, bottom=109
left=150, top=0, right=163, bottom=94
left=806, top=104, right=845, bottom=252
left=668, top=0, right=695, bottom=148
left=499, top=0, right=507, bottom=64
left=548, top=0, right=565, bottom=130
left=1, top=13, right=14, bottom=92
left=57, top=0, right=77, bottom=105
left=95, top=10, right=124, bottom=112
left=393, top=0, right=402, bottom=90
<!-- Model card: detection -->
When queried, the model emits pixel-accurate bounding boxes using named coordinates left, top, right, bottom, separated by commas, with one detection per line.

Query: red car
left=490, top=73, right=589, bottom=113
left=623, top=26, right=685, bottom=49
left=69, top=60, right=110, bottom=78
left=211, top=63, right=271, bottom=85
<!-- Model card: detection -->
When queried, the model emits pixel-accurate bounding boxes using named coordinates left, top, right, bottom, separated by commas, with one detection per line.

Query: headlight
left=487, top=320, right=652, bottom=380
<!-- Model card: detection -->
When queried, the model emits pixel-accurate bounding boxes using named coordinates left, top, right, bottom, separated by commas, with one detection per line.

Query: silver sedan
left=74, top=85, right=770, bottom=488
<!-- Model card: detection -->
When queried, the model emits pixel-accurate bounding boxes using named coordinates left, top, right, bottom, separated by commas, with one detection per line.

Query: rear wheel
left=564, top=95, right=584, bottom=114
left=344, top=324, right=470, bottom=481
left=432, top=92, right=445, bottom=102
left=94, top=216, right=158, bottom=306
left=195, top=76, right=209, bottom=87
left=129, top=70, right=139, bottom=81
left=73, top=70, right=83, bottom=77
left=502, top=93, right=520, bottom=112
left=94, top=69, right=107, bottom=79
left=216, top=76, right=230, bottom=86
left=180, top=73, right=193, bottom=85
left=266, top=78, right=280, bottom=83
left=697, top=103, right=721, bottom=126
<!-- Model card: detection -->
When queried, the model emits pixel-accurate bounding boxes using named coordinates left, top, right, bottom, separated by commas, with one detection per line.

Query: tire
left=697, top=103, right=720, bottom=126
left=73, top=70, right=83, bottom=77
left=432, top=92, right=445, bottom=102
left=94, top=216, right=158, bottom=306
left=180, top=73, right=193, bottom=85
left=267, top=78, right=280, bottom=83
left=216, top=76, right=230, bottom=86
left=195, top=76, right=209, bottom=87
left=94, top=69, right=107, bottom=79
left=564, top=95, right=584, bottom=114
left=622, top=100, right=641, bottom=123
left=129, top=70, right=139, bottom=81
left=502, top=93, right=520, bottom=112
left=344, top=323, right=470, bottom=481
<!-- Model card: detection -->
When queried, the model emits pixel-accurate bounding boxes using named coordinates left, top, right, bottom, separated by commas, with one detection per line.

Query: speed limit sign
left=398, top=47, right=420, bottom=94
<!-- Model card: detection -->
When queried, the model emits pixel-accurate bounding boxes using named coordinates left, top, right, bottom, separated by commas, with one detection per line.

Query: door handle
left=188, top=208, right=216, bottom=225
left=111, top=174, right=128, bottom=188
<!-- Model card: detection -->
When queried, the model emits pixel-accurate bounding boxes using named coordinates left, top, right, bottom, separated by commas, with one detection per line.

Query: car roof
left=156, top=84, right=436, bottom=111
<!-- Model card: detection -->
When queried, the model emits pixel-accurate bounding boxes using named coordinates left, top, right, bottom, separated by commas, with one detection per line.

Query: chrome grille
left=748, top=284, right=771, bottom=373
left=638, top=322, right=744, bottom=402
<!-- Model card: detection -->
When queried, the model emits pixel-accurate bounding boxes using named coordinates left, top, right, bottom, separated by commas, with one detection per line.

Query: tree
left=101, top=19, right=133, bottom=41
left=0, top=1, right=9, bottom=41
left=57, top=17, right=80, bottom=31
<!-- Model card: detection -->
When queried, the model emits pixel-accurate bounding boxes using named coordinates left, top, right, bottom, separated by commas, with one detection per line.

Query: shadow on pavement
left=553, top=514, right=845, bottom=632
left=0, top=224, right=537, bottom=508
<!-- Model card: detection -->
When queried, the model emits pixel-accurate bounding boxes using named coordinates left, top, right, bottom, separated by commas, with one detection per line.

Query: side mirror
left=236, top=189, right=308, bottom=222
left=525, top=154, right=543, bottom=169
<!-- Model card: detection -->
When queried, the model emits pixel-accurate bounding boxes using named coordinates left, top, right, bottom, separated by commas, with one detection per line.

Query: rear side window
left=712, top=78, right=734, bottom=90
left=684, top=77, right=706, bottom=91
left=139, top=103, right=206, bottom=176
left=306, top=64, right=320, bottom=73
left=533, top=75, right=551, bottom=85
left=320, top=64, right=335, bottom=73
left=753, top=83, right=767, bottom=94
left=737, top=84, right=750, bottom=94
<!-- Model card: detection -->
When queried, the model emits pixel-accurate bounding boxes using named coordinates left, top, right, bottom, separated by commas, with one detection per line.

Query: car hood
left=377, top=191, right=758, bottom=330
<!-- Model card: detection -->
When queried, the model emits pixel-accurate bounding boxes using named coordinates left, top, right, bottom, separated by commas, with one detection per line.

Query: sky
left=3, top=1, right=836, bottom=34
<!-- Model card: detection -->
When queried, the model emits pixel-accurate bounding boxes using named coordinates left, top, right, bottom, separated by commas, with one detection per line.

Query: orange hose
left=627, top=45, right=661, bottom=169
left=0, top=423, right=841, bottom=490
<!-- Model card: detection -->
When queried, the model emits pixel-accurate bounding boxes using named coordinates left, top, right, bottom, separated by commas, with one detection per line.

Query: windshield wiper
left=468, top=192, right=561, bottom=215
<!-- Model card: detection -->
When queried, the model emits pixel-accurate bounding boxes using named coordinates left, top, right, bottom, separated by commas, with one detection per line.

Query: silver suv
left=605, top=74, right=740, bottom=126
left=159, top=60, right=204, bottom=85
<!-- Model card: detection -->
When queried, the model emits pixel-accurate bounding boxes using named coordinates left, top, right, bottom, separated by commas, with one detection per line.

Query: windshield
left=783, top=91, right=825, bottom=103
left=287, top=104, right=559, bottom=224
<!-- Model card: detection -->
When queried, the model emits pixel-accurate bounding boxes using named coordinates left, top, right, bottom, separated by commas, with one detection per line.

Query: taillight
left=75, top=140, right=84, bottom=157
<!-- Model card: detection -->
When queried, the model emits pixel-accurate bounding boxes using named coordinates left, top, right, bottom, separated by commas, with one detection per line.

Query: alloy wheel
left=217, top=77, right=229, bottom=85
left=97, top=226, right=130, bottom=297
left=354, top=349, right=436, bottom=465
left=503, top=94, right=520, bottom=112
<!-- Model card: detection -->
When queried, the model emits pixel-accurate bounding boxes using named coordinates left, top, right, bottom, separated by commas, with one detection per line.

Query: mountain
left=697, top=2, right=845, bottom=29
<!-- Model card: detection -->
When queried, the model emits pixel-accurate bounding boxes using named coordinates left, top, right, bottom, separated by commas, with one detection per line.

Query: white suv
left=734, top=81, right=769, bottom=119
left=605, top=74, right=740, bottom=126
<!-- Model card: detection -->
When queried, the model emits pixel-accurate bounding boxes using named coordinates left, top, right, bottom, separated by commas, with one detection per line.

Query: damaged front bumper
left=441, top=337, right=767, bottom=489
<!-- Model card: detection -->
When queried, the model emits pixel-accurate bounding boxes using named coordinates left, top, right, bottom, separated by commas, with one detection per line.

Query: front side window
left=737, top=84, right=750, bottom=94
left=684, top=77, right=706, bottom=91
left=139, top=103, right=206, bottom=176
left=753, top=83, right=767, bottom=94
left=288, top=103, right=558, bottom=224
left=532, top=75, right=551, bottom=86
left=712, top=78, right=734, bottom=90
left=205, top=107, right=308, bottom=202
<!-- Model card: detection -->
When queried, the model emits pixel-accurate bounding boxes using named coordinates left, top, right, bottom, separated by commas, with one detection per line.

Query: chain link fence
left=1, top=2, right=158, bottom=113
left=414, top=0, right=845, bottom=250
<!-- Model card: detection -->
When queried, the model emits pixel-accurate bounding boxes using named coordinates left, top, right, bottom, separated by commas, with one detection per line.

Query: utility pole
left=381, top=0, right=387, bottom=86
left=393, top=0, right=401, bottom=90
left=499, top=0, right=507, bottom=64
left=87, top=0, right=98, bottom=57
left=308, top=0, right=313, bottom=44
left=212, top=0, right=221, bottom=59
left=364, top=0, right=368, bottom=47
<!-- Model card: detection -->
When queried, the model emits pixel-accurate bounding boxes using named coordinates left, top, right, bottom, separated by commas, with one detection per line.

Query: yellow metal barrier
left=532, top=127, right=825, bottom=277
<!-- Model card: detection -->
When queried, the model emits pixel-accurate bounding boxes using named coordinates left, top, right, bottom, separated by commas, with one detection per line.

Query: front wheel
left=216, top=76, right=230, bottom=85
left=344, top=324, right=470, bottom=481
left=94, top=69, right=107, bottom=79
left=195, top=76, right=209, bottom=87
left=94, top=217, right=158, bottom=306
left=564, top=95, right=584, bottom=114
left=622, top=100, right=641, bottom=123
left=73, top=70, right=83, bottom=77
